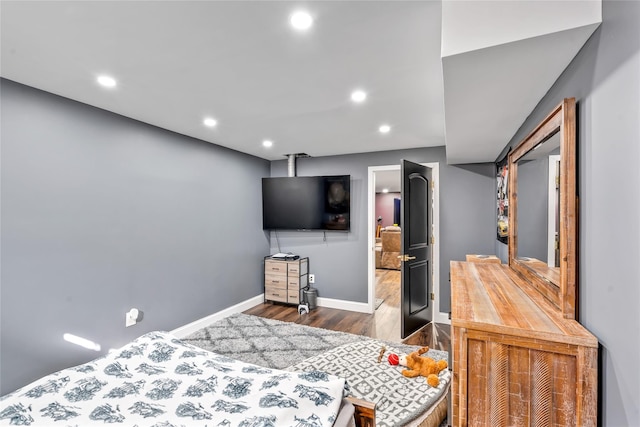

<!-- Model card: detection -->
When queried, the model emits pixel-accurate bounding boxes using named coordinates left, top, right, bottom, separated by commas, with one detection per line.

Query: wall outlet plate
left=309, top=274, right=315, bottom=283
left=126, top=312, right=136, bottom=327
left=126, top=308, right=142, bottom=327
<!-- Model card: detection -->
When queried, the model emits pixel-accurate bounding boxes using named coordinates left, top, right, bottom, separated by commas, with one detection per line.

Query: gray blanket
left=289, top=339, right=451, bottom=427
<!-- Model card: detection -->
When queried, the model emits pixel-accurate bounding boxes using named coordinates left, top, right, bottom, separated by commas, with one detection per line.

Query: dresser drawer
left=265, top=260, right=287, bottom=275
left=288, top=276, right=300, bottom=289
left=265, top=287, right=287, bottom=302
left=287, top=260, right=308, bottom=275
left=287, top=289, right=300, bottom=303
left=287, top=262, right=299, bottom=275
left=265, top=274, right=287, bottom=289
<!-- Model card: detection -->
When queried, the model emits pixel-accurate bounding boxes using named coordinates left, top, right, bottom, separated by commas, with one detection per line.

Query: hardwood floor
left=375, top=269, right=400, bottom=306
left=244, top=269, right=450, bottom=352
left=372, top=268, right=402, bottom=342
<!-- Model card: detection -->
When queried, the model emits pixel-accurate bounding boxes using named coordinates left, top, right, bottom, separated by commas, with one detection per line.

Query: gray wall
left=0, top=79, right=270, bottom=395
left=495, top=1, right=640, bottom=424
left=269, top=147, right=495, bottom=313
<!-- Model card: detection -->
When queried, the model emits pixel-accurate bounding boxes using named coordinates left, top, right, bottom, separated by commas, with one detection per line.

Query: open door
left=400, top=160, right=433, bottom=338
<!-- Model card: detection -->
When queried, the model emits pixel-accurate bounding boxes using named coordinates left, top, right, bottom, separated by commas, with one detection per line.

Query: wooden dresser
left=465, top=254, right=501, bottom=264
left=264, top=257, right=308, bottom=304
left=450, top=261, right=598, bottom=426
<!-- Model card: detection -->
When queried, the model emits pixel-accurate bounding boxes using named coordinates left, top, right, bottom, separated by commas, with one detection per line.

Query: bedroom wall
left=495, top=1, right=640, bottom=424
left=269, top=147, right=495, bottom=313
left=0, top=79, right=270, bottom=395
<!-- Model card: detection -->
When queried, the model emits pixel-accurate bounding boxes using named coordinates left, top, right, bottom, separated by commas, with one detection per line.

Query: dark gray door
left=400, top=160, right=433, bottom=338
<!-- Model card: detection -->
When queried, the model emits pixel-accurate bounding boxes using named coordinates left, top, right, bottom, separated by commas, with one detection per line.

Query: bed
left=0, top=328, right=450, bottom=427
left=0, top=331, right=351, bottom=426
left=179, top=313, right=451, bottom=427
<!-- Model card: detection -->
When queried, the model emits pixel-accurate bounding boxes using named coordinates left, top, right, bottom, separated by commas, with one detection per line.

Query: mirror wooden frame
left=508, top=98, right=577, bottom=319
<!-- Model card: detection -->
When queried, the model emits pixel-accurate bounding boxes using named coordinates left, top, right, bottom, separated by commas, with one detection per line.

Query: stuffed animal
left=395, top=346, right=448, bottom=387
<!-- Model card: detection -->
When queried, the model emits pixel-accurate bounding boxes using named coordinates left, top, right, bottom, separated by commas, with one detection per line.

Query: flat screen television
left=262, top=175, right=350, bottom=231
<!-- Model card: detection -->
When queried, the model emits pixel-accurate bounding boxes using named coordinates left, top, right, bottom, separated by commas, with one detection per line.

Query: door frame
left=367, top=163, right=449, bottom=325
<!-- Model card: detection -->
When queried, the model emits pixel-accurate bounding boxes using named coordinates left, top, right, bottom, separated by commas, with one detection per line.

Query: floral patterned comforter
left=0, top=331, right=346, bottom=426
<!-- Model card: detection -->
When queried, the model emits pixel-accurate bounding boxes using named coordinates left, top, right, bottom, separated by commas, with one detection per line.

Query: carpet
left=182, top=313, right=435, bottom=370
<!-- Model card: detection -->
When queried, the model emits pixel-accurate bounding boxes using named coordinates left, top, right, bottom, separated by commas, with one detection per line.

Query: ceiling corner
left=441, top=1, right=602, bottom=165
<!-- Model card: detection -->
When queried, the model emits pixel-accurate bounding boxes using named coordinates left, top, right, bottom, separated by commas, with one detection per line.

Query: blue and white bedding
left=0, top=331, right=347, bottom=426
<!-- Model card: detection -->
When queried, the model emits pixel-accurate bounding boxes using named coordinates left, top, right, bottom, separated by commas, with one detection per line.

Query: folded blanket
left=289, top=339, right=450, bottom=427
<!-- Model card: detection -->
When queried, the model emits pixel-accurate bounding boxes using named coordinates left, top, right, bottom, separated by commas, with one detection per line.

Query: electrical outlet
left=126, top=308, right=143, bottom=327
left=309, top=274, right=315, bottom=284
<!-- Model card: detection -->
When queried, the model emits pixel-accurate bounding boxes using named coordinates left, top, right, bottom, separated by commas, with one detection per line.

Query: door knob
left=397, top=254, right=417, bottom=262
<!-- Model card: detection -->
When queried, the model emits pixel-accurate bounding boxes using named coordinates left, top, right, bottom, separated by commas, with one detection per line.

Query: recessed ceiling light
left=290, top=10, right=313, bottom=31
left=97, top=75, right=117, bottom=88
left=351, top=90, right=367, bottom=103
left=379, top=124, right=391, bottom=134
left=263, top=140, right=273, bottom=148
left=203, top=118, right=217, bottom=128
left=382, top=188, right=389, bottom=193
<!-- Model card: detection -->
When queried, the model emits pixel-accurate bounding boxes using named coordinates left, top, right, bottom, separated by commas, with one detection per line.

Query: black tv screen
left=262, top=175, right=350, bottom=231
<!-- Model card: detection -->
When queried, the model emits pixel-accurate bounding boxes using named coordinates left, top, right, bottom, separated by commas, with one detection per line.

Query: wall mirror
left=508, top=98, right=577, bottom=319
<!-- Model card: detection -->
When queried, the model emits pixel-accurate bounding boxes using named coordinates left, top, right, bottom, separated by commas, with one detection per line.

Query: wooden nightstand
left=264, top=257, right=308, bottom=305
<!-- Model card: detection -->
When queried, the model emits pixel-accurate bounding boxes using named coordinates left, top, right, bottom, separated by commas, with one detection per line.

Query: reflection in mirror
left=515, top=131, right=561, bottom=285
left=548, top=154, right=561, bottom=267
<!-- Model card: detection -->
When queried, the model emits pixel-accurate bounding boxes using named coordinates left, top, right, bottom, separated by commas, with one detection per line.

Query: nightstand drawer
left=288, top=259, right=308, bottom=276
left=265, top=288, right=287, bottom=302
left=265, top=260, right=287, bottom=275
left=287, top=263, right=300, bottom=275
left=288, top=289, right=300, bottom=303
left=288, top=276, right=300, bottom=288
left=265, top=274, right=287, bottom=289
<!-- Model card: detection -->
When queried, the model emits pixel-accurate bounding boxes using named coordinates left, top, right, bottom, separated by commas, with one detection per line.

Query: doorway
left=548, top=154, right=561, bottom=267
left=367, top=163, right=448, bottom=338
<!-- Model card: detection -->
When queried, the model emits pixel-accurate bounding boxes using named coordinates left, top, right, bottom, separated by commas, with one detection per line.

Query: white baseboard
left=171, top=294, right=374, bottom=338
left=170, top=294, right=264, bottom=338
left=317, top=297, right=371, bottom=314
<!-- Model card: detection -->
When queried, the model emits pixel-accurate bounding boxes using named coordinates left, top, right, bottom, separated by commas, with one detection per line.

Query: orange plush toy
left=398, top=346, right=448, bottom=387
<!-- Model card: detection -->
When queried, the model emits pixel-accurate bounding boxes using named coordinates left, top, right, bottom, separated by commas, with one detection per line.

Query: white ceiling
left=0, top=1, right=600, bottom=164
